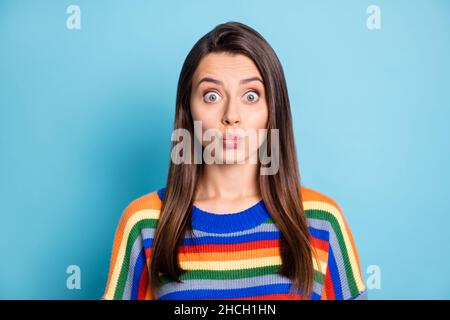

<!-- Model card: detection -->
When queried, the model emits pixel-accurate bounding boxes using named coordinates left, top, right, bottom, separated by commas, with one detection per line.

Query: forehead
left=192, top=52, right=262, bottom=82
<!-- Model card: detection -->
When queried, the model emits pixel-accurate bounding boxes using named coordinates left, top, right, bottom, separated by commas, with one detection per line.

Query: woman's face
left=190, top=52, right=269, bottom=164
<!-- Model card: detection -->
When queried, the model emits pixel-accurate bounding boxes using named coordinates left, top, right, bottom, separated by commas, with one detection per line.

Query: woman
left=102, top=21, right=367, bottom=300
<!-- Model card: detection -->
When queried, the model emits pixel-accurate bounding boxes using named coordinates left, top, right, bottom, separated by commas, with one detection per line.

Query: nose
left=221, top=99, right=241, bottom=127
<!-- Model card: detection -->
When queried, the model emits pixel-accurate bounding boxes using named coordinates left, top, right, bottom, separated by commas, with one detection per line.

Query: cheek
left=245, top=104, right=269, bottom=130
left=191, top=98, right=224, bottom=127
left=189, top=99, right=202, bottom=122
left=190, top=101, right=222, bottom=147
left=191, top=106, right=218, bottom=131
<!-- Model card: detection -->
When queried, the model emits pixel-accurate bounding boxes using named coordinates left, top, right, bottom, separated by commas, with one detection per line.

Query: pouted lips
left=222, top=134, right=243, bottom=149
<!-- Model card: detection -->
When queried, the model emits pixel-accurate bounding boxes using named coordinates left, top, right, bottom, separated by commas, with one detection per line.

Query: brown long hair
left=150, top=21, right=317, bottom=299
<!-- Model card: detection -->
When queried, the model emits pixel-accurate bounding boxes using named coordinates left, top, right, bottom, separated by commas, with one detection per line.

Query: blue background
left=1, top=0, right=449, bottom=299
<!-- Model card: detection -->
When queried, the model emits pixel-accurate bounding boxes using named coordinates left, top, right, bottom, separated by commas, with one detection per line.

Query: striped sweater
left=102, top=186, right=367, bottom=300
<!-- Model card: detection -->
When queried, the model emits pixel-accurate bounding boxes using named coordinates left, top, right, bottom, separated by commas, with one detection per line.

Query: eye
left=203, top=91, right=222, bottom=103
left=244, top=91, right=260, bottom=103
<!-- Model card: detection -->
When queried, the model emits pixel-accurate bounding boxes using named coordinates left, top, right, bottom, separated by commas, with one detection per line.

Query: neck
left=196, top=162, right=261, bottom=201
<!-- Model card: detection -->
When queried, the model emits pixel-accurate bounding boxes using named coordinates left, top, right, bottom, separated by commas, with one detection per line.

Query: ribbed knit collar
left=156, top=187, right=270, bottom=233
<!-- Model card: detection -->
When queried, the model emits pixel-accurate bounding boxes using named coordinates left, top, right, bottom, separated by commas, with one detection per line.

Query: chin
left=219, top=149, right=257, bottom=165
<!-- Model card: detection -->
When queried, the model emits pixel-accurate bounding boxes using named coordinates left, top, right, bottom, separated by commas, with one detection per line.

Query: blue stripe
left=327, top=245, right=343, bottom=299
left=144, top=234, right=281, bottom=247
left=311, top=291, right=322, bottom=300
left=143, top=227, right=328, bottom=247
left=157, top=187, right=165, bottom=201
left=144, top=232, right=280, bottom=248
left=130, top=248, right=146, bottom=300
left=159, top=283, right=298, bottom=300
left=182, top=231, right=281, bottom=246
left=143, top=227, right=327, bottom=245
left=143, top=238, right=153, bottom=248
left=308, top=226, right=329, bottom=241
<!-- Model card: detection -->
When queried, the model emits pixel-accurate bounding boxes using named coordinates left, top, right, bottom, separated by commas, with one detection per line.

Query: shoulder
left=301, top=185, right=343, bottom=215
left=300, top=185, right=358, bottom=258
left=301, top=185, right=348, bottom=238
left=103, top=189, right=163, bottom=300
left=301, top=185, right=358, bottom=267
left=114, top=188, right=164, bottom=233
left=301, top=185, right=366, bottom=298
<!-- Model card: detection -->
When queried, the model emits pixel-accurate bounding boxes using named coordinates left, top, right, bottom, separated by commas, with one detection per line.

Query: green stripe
left=114, top=218, right=157, bottom=299
left=161, top=265, right=281, bottom=284
left=159, top=265, right=325, bottom=285
left=305, top=209, right=359, bottom=296
left=314, top=270, right=325, bottom=284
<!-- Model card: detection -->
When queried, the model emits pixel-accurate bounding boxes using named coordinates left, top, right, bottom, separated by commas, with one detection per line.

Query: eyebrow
left=195, top=76, right=264, bottom=90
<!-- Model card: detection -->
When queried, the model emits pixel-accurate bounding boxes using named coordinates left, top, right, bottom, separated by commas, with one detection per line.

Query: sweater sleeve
left=102, top=205, right=153, bottom=300
left=321, top=203, right=367, bottom=300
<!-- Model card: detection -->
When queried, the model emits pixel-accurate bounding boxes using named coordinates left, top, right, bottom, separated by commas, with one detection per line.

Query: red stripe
left=179, top=240, right=280, bottom=253
left=310, top=236, right=329, bottom=252
left=137, top=262, right=149, bottom=300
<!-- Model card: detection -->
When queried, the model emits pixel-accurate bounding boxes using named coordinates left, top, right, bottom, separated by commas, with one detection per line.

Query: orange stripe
left=180, top=239, right=280, bottom=253
left=180, top=246, right=328, bottom=265
left=145, top=255, right=154, bottom=300
left=321, top=287, right=328, bottom=300
left=301, top=186, right=341, bottom=209
left=104, top=192, right=162, bottom=296
left=178, top=247, right=279, bottom=262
